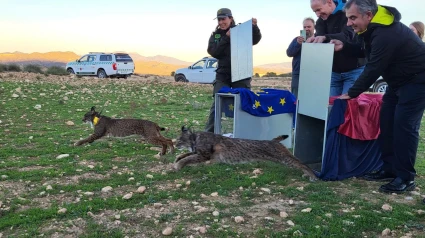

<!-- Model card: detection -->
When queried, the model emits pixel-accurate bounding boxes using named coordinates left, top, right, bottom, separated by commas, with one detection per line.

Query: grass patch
left=0, top=74, right=424, bottom=237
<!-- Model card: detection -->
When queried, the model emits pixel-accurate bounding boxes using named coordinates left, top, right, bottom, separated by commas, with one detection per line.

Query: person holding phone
left=286, top=17, right=315, bottom=98
left=204, top=8, right=262, bottom=133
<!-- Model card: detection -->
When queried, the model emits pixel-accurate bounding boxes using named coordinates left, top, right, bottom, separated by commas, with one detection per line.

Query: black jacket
left=207, top=23, right=262, bottom=75
left=343, top=5, right=425, bottom=98
left=315, top=10, right=365, bottom=73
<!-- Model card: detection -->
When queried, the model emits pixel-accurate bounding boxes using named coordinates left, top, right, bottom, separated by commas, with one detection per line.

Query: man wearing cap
left=204, top=8, right=262, bottom=133
left=308, top=0, right=366, bottom=97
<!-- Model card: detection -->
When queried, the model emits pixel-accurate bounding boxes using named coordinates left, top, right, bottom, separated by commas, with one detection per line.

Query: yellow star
left=228, top=104, right=234, bottom=111
left=254, top=92, right=260, bottom=96
left=280, top=98, right=286, bottom=106
left=255, top=100, right=261, bottom=108
left=267, top=106, right=274, bottom=114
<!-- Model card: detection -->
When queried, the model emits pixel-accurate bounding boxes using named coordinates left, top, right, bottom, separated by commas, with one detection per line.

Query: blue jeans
left=330, top=66, right=365, bottom=97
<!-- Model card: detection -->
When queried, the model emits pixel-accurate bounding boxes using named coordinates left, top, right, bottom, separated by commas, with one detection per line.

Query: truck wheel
left=175, top=74, right=188, bottom=82
left=97, top=69, right=107, bottom=79
left=67, top=68, right=75, bottom=74
left=373, top=81, right=388, bottom=93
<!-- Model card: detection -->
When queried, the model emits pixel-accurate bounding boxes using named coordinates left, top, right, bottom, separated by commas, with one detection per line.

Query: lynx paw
left=174, top=154, right=186, bottom=163
left=302, top=173, right=318, bottom=182
left=173, top=163, right=182, bottom=171
left=74, top=141, right=82, bottom=146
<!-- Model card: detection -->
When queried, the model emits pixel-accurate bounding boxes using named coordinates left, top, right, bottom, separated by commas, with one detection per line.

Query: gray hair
left=310, top=0, right=328, bottom=4
left=344, top=0, right=378, bottom=15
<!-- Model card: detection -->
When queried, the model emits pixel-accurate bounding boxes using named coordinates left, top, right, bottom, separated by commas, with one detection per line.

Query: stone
left=162, top=227, right=172, bottom=236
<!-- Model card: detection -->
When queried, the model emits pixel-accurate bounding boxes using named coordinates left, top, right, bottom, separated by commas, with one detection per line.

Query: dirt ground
left=0, top=72, right=292, bottom=89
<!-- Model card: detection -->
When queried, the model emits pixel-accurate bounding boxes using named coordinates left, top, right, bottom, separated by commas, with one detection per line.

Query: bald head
left=310, top=0, right=336, bottom=20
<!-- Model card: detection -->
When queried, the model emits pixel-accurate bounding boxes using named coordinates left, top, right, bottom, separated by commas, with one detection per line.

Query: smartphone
left=300, top=30, right=307, bottom=41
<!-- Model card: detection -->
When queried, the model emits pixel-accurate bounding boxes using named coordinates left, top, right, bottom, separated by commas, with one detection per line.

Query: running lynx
left=74, top=106, right=174, bottom=155
left=173, top=126, right=317, bottom=181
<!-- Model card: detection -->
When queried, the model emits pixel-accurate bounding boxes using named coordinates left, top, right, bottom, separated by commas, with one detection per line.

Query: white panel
left=231, top=19, right=253, bottom=82
left=297, top=43, right=334, bottom=120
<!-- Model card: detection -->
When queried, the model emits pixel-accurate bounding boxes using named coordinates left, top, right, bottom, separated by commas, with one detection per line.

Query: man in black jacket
left=308, top=0, right=365, bottom=97
left=204, top=8, right=262, bottom=133
left=332, top=0, right=425, bottom=194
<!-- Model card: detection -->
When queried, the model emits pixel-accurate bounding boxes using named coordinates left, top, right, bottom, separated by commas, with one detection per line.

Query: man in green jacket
left=332, top=0, right=425, bottom=194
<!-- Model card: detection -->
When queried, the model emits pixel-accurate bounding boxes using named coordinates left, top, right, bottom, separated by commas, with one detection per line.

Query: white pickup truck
left=65, top=52, right=135, bottom=79
left=174, top=57, right=217, bottom=84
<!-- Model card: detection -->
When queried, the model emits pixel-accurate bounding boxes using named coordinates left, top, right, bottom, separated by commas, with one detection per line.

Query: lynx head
left=176, top=126, right=195, bottom=151
left=82, top=106, right=101, bottom=125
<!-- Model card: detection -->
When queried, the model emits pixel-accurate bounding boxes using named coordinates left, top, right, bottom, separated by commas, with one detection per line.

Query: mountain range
left=0, top=51, right=292, bottom=76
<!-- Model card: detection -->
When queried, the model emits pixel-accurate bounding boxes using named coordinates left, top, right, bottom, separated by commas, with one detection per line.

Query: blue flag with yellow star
left=218, top=87, right=296, bottom=117
left=222, top=96, right=235, bottom=118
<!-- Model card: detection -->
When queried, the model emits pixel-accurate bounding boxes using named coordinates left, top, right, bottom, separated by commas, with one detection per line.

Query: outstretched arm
left=252, top=18, right=262, bottom=45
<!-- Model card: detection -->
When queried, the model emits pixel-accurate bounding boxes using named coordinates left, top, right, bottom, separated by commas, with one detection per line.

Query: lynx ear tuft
left=181, top=125, right=188, bottom=132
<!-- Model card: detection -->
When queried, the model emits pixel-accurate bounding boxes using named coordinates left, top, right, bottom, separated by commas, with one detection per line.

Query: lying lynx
left=74, top=106, right=174, bottom=155
left=174, top=126, right=317, bottom=181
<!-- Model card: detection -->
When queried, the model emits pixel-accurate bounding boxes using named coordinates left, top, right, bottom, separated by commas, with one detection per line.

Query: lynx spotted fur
left=174, top=126, right=317, bottom=181
left=74, top=106, right=174, bottom=155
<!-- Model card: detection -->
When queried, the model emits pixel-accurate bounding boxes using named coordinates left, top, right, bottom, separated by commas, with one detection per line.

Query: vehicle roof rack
left=89, top=52, right=105, bottom=54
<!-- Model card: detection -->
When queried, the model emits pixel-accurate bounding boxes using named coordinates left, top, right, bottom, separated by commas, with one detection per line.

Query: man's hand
left=338, top=93, right=352, bottom=100
left=330, top=39, right=344, bottom=52
left=226, top=30, right=230, bottom=37
left=306, top=36, right=327, bottom=43
left=312, top=36, right=327, bottom=43
left=252, top=18, right=257, bottom=25
left=306, top=37, right=315, bottom=43
left=296, top=36, right=304, bottom=44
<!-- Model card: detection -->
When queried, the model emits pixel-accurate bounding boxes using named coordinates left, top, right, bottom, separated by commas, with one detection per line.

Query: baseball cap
left=214, top=8, right=232, bottom=20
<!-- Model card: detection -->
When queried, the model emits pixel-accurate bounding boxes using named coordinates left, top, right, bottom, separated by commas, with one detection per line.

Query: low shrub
left=7, top=64, right=21, bottom=72
left=46, top=66, right=68, bottom=75
left=23, top=64, right=43, bottom=74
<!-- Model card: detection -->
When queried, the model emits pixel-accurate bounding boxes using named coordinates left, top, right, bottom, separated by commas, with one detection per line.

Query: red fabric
left=329, top=94, right=383, bottom=140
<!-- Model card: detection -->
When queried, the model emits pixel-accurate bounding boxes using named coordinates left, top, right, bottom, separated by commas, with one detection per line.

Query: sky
left=0, top=0, right=423, bottom=65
